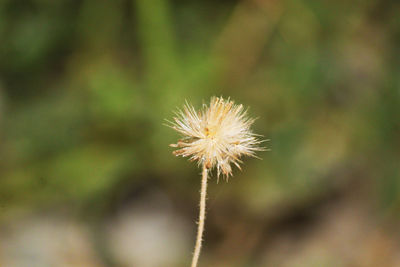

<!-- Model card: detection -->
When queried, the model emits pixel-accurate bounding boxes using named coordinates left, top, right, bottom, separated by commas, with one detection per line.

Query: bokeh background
left=0, top=0, right=399, bottom=266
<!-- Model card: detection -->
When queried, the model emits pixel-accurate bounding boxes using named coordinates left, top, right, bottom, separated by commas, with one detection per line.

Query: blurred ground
left=0, top=0, right=399, bottom=266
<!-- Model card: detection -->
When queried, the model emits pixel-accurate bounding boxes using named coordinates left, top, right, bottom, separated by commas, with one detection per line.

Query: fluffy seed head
left=168, top=97, right=264, bottom=178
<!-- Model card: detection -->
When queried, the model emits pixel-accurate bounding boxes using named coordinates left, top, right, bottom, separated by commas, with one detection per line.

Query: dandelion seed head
left=168, top=97, right=264, bottom=178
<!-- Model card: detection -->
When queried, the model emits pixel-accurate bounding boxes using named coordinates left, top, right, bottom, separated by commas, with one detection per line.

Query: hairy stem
left=191, top=165, right=208, bottom=267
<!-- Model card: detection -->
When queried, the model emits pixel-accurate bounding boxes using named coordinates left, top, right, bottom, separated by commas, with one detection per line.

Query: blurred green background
left=0, top=0, right=399, bottom=266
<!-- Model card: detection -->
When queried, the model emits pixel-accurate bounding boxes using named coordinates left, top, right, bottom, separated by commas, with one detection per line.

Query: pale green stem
left=191, top=165, right=208, bottom=267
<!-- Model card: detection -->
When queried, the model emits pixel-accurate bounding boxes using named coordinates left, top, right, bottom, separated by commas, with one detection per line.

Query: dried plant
left=167, top=96, right=264, bottom=267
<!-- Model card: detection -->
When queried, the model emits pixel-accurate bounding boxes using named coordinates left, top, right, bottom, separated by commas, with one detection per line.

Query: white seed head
left=168, top=97, right=264, bottom=178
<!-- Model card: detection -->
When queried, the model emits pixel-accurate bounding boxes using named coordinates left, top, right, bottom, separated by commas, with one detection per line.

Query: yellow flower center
left=205, top=126, right=218, bottom=139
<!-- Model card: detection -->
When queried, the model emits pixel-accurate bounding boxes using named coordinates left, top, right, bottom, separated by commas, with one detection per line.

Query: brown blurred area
left=0, top=0, right=399, bottom=266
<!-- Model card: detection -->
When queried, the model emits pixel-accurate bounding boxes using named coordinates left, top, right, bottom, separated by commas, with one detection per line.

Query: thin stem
left=191, top=165, right=208, bottom=267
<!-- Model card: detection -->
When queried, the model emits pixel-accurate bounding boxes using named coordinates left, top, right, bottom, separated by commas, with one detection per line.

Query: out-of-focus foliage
left=0, top=0, right=399, bottom=266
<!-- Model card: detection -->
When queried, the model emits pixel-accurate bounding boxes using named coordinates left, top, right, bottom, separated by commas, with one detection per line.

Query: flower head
left=168, top=97, right=264, bottom=178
